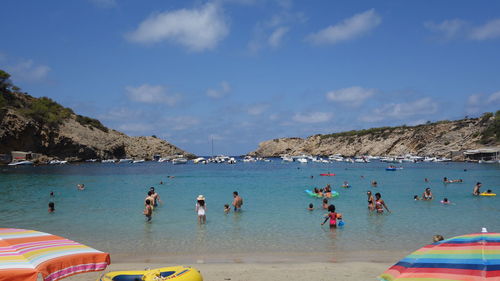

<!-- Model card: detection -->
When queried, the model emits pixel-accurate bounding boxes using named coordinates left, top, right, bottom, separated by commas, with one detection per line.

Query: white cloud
left=247, top=103, right=270, bottom=115
left=470, top=19, right=500, bottom=40
left=6, top=59, right=50, bottom=82
left=164, top=116, right=200, bottom=131
left=425, top=18, right=500, bottom=41
left=424, top=19, right=467, bottom=40
left=89, top=0, right=116, bottom=8
left=125, top=84, right=181, bottom=106
left=487, top=91, right=500, bottom=103
left=326, top=86, right=375, bottom=107
left=126, top=3, right=229, bottom=52
left=467, top=91, right=500, bottom=114
left=293, top=112, right=332, bottom=123
left=268, top=26, right=289, bottom=48
left=307, top=9, right=381, bottom=45
left=206, top=81, right=231, bottom=99
left=361, top=98, right=438, bottom=122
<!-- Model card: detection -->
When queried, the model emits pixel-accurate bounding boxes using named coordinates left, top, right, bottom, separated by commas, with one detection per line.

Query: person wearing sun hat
left=195, top=195, right=207, bottom=224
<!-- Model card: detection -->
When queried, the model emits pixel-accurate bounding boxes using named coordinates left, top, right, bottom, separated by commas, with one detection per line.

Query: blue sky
left=1, top=0, right=500, bottom=155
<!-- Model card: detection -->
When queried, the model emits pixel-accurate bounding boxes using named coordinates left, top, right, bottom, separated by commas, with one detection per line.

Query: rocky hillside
left=249, top=112, right=500, bottom=160
left=0, top=70, right=194, bottom=162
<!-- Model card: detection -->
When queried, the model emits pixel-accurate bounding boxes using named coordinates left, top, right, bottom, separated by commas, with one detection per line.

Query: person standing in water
left=422, top=188, right=433, bottom=200
left=145, top=191, right=155, bottom=211
left=473, top=182, right=482, bottom=196
left=321, top=204, right=342, bottom=228
left=195, top=195, right=207, bottom=224
left=367, top=191, right=375, bottom=211
left=143, top=199, right=152, bottom=222
left=149, top=187, right=162, bottom=207
left=375, top=193, right=390, bottom=213
left=232, top=191, right=243, bottom=211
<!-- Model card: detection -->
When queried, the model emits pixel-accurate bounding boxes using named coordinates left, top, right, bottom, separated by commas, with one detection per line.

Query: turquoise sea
left=1, top=160, right=499, bottom=262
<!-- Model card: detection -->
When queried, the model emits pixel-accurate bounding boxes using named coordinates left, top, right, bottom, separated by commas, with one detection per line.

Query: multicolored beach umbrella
left=0, top=228, right=110, bottom=281
left=379, top=231, right=500, bottom=281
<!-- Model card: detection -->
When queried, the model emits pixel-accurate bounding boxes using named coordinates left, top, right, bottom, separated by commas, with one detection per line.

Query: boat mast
left=211, top=137, right=214, bottom=158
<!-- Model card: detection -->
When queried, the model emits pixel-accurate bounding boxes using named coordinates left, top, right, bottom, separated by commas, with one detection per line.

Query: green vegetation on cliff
left=0, top=69, right=108, bottom=132
left=480, top=111, right=500, bottom=144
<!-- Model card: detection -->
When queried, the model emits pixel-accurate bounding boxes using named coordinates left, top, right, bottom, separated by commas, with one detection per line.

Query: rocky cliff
left=249, top=112, right=500, bottom=160
left=0, top=71, right=194, bottom=162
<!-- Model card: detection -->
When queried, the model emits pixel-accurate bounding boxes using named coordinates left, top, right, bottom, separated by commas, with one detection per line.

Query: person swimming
left=307, top=203, right=314, bottom=211
left=441, top=198, right=450, bottom=204
left=322, top=198, right=329, bottom=209
left=48, top=202, right=55, bottom=213
left=414, top=195, right=420, bottom=200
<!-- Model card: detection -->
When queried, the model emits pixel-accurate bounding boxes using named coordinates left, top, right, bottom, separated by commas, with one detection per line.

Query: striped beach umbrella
left=379, top=231, right=500, bottom=281
left=0, top=228, right=110, bottom=281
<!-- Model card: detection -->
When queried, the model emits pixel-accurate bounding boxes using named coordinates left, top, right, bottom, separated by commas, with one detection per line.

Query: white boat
left=344, top=158, right=354, bottom=163
left=49, top=160, right=68, bottom=165
left=172, top=158, right=188, bottom=165
left=85, top=159, right=97, bottom=162
left=281, top=156, right=294, bottom=162
left=243, top=156, right=257, bottom=162
left=118, top=159, right=133, bottom=164
left=158, top=158, right=169, bottom=162
left=478, top=159, right=497, bottom=164
left=8, top=160, right=34, bottom=166
left=227, top=157, right=237, bottom=164
left=193, top=157, right=207, bottom=164
left=101, top=159, right=116, bottom=163
left=297, top=158, right=308, bottom=163
left=132, top=159, right=145, bottom=163
left=435, top=157, right=452, bottom=162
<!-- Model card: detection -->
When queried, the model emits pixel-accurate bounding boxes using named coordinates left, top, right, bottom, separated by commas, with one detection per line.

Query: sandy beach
left=67, top=261, right=392, bottom=281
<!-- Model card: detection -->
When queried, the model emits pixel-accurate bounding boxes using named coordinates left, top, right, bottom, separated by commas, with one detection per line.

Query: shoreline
left=67, top=261, right=393, bottom=281
left=107, top=249, right=406, bottom=264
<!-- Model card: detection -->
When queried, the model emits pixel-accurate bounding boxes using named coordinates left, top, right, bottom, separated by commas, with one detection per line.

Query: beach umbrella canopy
left=0, top=228, right=110, bottom=281
left=379, top=231, right=500, bottom=281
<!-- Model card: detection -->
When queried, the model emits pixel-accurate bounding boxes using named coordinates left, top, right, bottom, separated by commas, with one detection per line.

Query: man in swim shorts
left=232, top=191, right=243, bottom=211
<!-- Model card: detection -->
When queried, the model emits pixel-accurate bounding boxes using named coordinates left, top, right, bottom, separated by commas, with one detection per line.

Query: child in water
left=143, top=199, right=152, bottom=222
left=224, top=204, right=230, bottom=214
left=414, top=195, right=420, bottom=200
left=441, top=198, right=450, bottom=204
left=321, top=204, right=343, bottom=228
left=48, top=202, right=55, bottom=213
left=307, top=203, right=314, bottom=211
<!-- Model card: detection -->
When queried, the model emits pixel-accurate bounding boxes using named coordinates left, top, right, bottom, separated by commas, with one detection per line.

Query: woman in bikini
left=375, top=192, right=390, bottom=213
left=422, top=188, right=433, bottom=200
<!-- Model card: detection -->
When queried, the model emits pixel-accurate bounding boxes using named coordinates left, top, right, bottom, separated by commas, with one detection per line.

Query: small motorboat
left=320, top=173, right=336, bottom=176
left=118, top=159, right=133, bottom=164
left=132, top=159, right=145, bottom=163
left=8, top=160, right=34, bottom=166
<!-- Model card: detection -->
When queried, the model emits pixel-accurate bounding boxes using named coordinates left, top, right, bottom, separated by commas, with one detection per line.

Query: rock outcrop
left=249, top=114, right=500, bottom=160
left=0, top=82, right=194, bottom=162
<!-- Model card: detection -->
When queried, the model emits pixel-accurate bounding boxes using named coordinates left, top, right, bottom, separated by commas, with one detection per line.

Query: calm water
left=1, top=160, right=499, bottom=262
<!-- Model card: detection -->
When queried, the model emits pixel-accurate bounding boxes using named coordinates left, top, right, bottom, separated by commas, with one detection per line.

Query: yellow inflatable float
left=97, top=266, right=203, bottom=281
left=480, top=192, right=496, bottom=196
